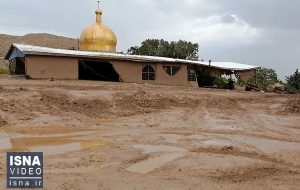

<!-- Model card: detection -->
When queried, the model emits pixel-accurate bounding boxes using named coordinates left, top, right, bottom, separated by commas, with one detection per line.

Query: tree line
left=127, top=39, right=199, bottom=61
left=246, top=68, right=300, bottom=94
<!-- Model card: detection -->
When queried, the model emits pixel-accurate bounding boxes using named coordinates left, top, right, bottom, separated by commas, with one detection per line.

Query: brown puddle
left=5, top=126, right=91, bottom=135
left=0, top=124, right=107, bottom=154
left=0, top=130, right=106, bottom=155
left=126, top=152, right=185, bottom=175
left=132, top=144, right=185, bottom=153
left=0, top=133, right=12, bottom=150
left=231, top=136, right=300, bottom=154
left=126, top=144, right=186, bottom=174
left=31, top=140, right=106, bottom=156
left=16, top=137, right=105, bottom=154
left=91, top=118, right=118, bottom=125
left=161, top=131, right=195, bottom=136
left=11, top=137, right=74, bottom=148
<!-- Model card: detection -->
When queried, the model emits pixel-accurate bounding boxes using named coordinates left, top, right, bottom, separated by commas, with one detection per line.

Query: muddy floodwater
left=0, top=79, right=300, bottom=189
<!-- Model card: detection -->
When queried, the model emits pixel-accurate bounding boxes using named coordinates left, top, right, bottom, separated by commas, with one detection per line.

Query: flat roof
left=6, top=43, right=259, bottom=71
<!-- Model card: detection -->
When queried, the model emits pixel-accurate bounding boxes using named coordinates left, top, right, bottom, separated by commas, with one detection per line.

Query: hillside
left=0, top=33, right=78, bottom=67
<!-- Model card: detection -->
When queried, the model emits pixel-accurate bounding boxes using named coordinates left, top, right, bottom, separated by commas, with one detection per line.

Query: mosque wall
left=109, top=60, right=153, bottom=84
left=110, top=60, right=195, bottom=86
left=24, top=55, right=199, bottom=87
left=156, top=63, right=188, bottom=86
left=26, top=56, right=78, bottom=79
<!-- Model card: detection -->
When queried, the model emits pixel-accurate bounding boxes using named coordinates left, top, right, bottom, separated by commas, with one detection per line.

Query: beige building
left=5, top=6, right=258, bottom=87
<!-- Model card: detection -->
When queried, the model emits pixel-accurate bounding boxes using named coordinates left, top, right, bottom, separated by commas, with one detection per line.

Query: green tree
left=248, top=67, right=279, bottom=90
left=127, top=39, right=199, bottom=60
left=286, top=69, right=300, bottom=94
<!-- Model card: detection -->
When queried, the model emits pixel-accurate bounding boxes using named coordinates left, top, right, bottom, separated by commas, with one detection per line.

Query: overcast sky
left=0, top=0, right=299, bottom=79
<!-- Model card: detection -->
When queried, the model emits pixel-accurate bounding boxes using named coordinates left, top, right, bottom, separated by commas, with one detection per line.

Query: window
left=9, top=58, right=25, bottom=75
left=142, top=65, right=155, bottom=80
left=188, top=67, right=196, bottom=81
left=163, top=66, right=180, bottom=76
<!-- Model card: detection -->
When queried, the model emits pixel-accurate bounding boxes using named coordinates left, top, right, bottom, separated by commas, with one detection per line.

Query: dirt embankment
left=38, top=90, right=201, bottom=117
left=38, top=89, right=249, bottom=118
left=115, top=90, right=202, bottom=115
left=40, top=90, right=111, bottom=117
left=1, top=86, right=298, bottom=120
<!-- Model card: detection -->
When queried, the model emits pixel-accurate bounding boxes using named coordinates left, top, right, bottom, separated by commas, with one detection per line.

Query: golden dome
left=79, top=8, right=117, bottom=52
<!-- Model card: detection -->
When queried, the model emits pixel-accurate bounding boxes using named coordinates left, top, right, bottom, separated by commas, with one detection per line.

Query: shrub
left=214, top=76, right=229, bottom=89
left=286, top=69, right=300, bottom=94
left=0, top=67, right=9, bottom=74
left=247, top=67, right=279, bottom=91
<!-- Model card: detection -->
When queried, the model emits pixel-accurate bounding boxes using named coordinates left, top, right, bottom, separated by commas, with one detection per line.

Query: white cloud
left=0, top=0, right=299, bottom=79
left=133, top=14, right=261, bottom=49
left=195, top=14, right=261, bottom=46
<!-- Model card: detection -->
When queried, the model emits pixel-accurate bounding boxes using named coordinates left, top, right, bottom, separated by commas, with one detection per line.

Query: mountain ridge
left=0, top=33, right=78, bottom=67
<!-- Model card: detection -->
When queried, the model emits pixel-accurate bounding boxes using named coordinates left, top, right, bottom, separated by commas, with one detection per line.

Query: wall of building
left=26, top=56, right=78, bottom=79
left=236, top=70, right=256, bottom=82
left=109, top=60, right=146, bottom=83
left=110, top=60, right=196, bottom=87
left=157, top=63, right=187, bottom=86
left=24, top=55, right=198, bottom=86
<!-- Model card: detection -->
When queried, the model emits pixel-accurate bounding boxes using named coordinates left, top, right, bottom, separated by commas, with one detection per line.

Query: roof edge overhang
left=6, top=43, right=260, bottom=72
left=5, top=44, right=15, bottom=60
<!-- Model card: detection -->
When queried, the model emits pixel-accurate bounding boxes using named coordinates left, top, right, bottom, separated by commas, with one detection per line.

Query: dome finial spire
left=79, top=0, right=117, bottom=52
left=95, top=1, right=102, bottom=23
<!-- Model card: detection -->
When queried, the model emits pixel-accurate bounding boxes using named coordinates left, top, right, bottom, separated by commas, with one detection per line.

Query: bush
left=0, top=67, right=9, bottom=74
left=286, top=69, right=300, bottom=94
left=214, top=76, right=229, bottom=89
left=247, top=67, right=279, bottom=91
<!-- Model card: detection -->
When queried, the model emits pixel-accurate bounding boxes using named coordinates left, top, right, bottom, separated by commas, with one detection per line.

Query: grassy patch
left=0, top=67, right=9, bottom=74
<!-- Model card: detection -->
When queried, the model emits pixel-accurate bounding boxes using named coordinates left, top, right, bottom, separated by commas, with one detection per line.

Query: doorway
left=196, top=70, right=214, bottom=87
left=78, top=60, right=120, bottom=81
left=9, top=58, right=25, bottom=75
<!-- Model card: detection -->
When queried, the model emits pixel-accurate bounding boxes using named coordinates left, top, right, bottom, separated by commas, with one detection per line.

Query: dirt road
left=0, top=78, right=299, bottom=189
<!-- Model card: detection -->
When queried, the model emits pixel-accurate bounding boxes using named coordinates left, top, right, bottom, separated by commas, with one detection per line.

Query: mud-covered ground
left=0, top=78, right=300, bottom=190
